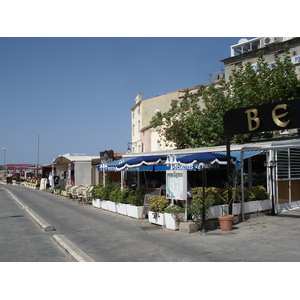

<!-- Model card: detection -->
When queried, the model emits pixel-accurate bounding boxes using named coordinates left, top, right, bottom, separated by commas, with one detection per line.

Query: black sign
left=224, top=98, right=300, bottom=136
left=100, top=150, right=114, bottom=163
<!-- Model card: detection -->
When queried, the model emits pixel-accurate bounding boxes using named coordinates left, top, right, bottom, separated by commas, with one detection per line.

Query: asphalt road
left=2, top=183, right=300, bottom=262
left=0, top=186, right=71, bottom=262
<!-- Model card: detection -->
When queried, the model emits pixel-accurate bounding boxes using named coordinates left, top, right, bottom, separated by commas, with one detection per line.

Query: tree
left=150, top=46, right=300, bottom=148
left=150, top=90, right=204, bottom=149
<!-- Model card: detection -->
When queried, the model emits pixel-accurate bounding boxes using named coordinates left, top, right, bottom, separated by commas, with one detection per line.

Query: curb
left=5, top=188, right=30, bottom=210
left=4, top=187, right=93, bottom=262
left=4, top=187, right=55, bottom=231
left=52, top=234, right=95, bottom=262
left=26, top=208, right=55, bottom=231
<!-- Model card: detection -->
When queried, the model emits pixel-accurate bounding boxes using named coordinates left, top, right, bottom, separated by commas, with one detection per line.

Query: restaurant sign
left=224, top=99, right=300, bottom=136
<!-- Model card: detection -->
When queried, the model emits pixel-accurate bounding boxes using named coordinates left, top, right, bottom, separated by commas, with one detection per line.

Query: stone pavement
left=202, top=210, right=300, bottom=261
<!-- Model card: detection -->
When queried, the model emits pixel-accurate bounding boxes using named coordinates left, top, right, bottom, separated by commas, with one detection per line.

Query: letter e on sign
left=272, top=104, right=290, bottom=128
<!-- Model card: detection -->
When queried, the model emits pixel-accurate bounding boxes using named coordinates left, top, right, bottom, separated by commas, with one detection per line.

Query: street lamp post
left=264, top=160, right=277, bottom=216
left=127, top=142, right=137, bottom=154
left=2, top=148, right=6, bottom=176
left=201, top=162, right=211, bottom=235
left=165, top=155, right=178, bottom=170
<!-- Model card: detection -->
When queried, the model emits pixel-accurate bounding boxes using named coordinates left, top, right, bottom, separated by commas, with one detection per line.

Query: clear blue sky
left=0, top=37, right=255, bottom=165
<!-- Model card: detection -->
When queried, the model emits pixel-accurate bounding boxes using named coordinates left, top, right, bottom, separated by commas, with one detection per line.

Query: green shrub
left=206, top=187, right=223, bottom=204
left=221, top=187, right=243, bottom=203
left=188, top=187, right=215, bottom=229
left=148, top=195, right=169, bottom=213
left=127, top=189, right=145, bottom=206
left=99, top=182, right=120, bottom=200
left=250, top=185, right=269, bottom=200
left=109, top=187, right=122, bottom=203
left=91, top=184, right=103, bottom=199
left=221, top=185, right=269, bottom=203
left=165, top=205, right=185, bottom=222
left=120, top=188, right=131, bottom=204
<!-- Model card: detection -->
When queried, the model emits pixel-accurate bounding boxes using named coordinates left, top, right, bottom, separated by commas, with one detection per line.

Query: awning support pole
left=241, top=149, right=244, bottom=222
left=226, top=135, right=233, bottom=215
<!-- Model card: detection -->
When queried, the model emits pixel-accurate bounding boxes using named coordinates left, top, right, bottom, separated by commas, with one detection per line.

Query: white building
left=52, top=154, right=100, bottom=187
left=222, top=37, right=300, bottom=80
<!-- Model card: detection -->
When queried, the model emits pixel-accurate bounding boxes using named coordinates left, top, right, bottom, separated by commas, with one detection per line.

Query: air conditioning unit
left=263, top=37, right=276, bottom=46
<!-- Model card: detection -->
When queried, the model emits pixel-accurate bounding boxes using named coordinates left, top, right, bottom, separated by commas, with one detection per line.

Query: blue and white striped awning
left=97, top=158, right=132, bottom=172
left=116, top=155, right=167, bottom=171
left=214, top=150, right=262, bottom=162
left=96, top=151, right=262, bottom=172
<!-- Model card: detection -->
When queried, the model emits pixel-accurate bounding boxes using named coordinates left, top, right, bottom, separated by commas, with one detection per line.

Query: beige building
left=130, top=87, right=204, bottom=154
left=221, top=37, right=300, bottom=80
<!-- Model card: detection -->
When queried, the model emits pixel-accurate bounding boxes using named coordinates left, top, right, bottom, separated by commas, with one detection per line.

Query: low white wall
left=208, top=199, right=272, bottom=219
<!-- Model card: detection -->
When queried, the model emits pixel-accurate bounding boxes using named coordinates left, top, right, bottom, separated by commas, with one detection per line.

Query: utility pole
left=37, top=134, right=40, bottom=177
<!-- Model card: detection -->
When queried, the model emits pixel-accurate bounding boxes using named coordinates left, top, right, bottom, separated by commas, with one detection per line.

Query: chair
left=82, top=185, right=94, bottom=205
left=73, top=185, right=88, bottom=204
left=68, top=185, right=79, bottom=199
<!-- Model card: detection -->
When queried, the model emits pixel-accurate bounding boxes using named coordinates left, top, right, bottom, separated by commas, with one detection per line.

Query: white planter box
left=244, top=201, right=257, bottom=214
left=257, top=199, right=272, bottom=211
left=100, top=200, right=108, bottom=210
left=92, top=199, right=101, bottom=208
left=148, top=211, right=165, bottom=226
left=127, top=205, right=143, bottom=219
left=208, top=205, right=224, bottom=219
left=107, top=201, right=117, bottom=213
left=116, top=203, right=128, bottom=215
left=208, top=199, right=271, bottom=219
left=165, top=213, right=185, bottom=230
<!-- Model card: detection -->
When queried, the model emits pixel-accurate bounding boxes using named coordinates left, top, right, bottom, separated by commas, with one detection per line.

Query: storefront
left=100, top=139, right=300, bottom=216
left=52, top=154, right=100, bottom=188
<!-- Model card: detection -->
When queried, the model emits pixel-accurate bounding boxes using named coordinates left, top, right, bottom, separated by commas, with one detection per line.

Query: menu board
left=166, top=170, right=187, bottom=200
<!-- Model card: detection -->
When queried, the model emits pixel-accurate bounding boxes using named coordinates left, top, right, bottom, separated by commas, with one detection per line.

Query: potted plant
left=109, top=187, right=127, bottom=215
left=53, top=186, right=62, bottom=195
left=127, top=189, right=145, bottom=219
left=148, top=195, right=169, bottom=226
left=115, top=188, right=130, bottom=215
left=92, top=184, right=103, bottom=208
left=218, top=184, right=239, bottom=231
left=109, top=187, right=122, bottom=213
left=98, top=182, right=119, bottom=211
left=164, top=204, right=185, bottom=230
left=188, top=187, right=216, bottom=231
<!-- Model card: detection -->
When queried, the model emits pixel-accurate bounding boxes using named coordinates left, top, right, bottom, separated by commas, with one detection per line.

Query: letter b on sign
left=245, top=108, right=260, bottom=131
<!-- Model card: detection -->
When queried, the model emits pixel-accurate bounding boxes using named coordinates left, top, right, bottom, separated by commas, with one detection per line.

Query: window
left=231, top=38, right=261, bottom=57
left=277, top=148, right=300, bottom=180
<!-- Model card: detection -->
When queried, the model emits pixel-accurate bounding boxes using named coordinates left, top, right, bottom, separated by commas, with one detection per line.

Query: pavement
left=0, top=185, right=71, bottom=262
left=2, top=183, right=300, bottom=262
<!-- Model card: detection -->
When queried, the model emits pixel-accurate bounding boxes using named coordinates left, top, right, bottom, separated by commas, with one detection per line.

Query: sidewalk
left=201, top=209, right=300, bottom=261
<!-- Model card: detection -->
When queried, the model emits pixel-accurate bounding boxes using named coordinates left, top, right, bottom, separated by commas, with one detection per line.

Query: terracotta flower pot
left=218, top=215, right=234, bottom=231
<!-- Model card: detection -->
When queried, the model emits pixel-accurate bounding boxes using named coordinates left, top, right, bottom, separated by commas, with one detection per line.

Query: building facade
left=221, top=37, right=300, bottom=80
left=130, top=87, right=204, bottom=154
left=130, top=91, right=179, bottom=153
